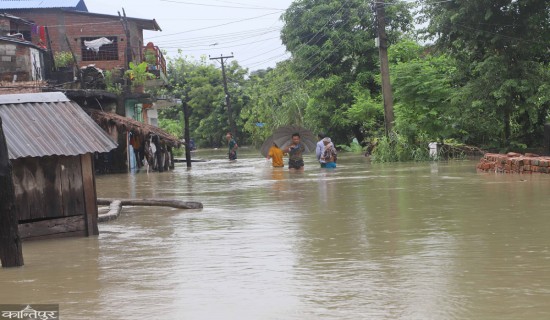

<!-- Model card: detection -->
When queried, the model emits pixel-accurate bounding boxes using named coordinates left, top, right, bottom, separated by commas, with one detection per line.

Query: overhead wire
left=158, top=0, right=284, bottom=10
left=239, top=0, right=351, bottom=69
left=155, top=27, right=281, bottom=46
left=161, top=36, right=281, bottom=50
left=147, top=11, right=284, bottom=39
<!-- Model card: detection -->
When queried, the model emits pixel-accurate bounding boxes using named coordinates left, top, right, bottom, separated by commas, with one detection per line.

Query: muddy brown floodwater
left=1, top=150, right=550, bottom=319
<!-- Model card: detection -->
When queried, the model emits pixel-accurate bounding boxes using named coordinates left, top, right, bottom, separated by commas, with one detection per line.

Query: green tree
left=241, top=61, right=309, bottom=146
left=162, top=54, right=250, bottom=147
left=419, top=0, right=550, bottom=148
left=280, top=0, right=414, bottom=144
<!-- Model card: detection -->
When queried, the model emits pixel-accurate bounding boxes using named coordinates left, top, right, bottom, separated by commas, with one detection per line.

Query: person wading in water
left=282, top=133, right=305, bottom=172
left=226, top=132, right=238, bottom=161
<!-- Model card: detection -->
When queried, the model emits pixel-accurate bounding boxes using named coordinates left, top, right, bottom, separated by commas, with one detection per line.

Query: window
left=81, top=36, right=118, bottom=61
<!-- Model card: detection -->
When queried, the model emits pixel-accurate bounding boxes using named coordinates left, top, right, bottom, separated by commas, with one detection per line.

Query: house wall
left=7, top=10, right=145, bottom=70
left=0, top=41, right=42, bottom=81
left=11, top=154, right=98, bottom=240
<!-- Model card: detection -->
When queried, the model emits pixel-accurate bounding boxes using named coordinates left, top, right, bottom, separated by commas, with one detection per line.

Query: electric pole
left=375, top=0, right=394, bottom=136
left=182, top=100, right=192, bottom=168
left=209, top=54, right=236, bottom=137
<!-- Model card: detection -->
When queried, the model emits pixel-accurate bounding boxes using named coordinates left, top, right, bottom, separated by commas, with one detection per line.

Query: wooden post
left=0, top=117, right=24, bottom=267
left=81, top=153, right=99, bottom=236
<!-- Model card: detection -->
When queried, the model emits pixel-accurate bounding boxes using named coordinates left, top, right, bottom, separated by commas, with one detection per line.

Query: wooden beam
left=18, top=215, right=85, bottom=240
left=0, top=117, right=24, bottom=267
left=81, top=153, right=99, bottom=236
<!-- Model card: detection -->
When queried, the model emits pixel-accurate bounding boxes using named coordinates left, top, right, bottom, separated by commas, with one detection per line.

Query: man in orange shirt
left=267, top=142, right=284, bottom=167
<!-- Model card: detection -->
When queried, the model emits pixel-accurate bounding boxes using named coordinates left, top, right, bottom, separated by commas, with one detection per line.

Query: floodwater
left=1, top=150, right=550, bottom=319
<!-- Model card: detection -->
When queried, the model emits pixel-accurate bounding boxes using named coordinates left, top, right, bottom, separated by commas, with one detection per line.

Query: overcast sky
left=87, top=0, right=295, bottom=71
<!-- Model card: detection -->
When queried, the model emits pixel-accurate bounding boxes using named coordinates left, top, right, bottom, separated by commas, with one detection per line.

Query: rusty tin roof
left=0, top=92, right=117, bottom=159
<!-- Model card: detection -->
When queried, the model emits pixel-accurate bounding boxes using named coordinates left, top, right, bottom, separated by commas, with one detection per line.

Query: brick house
left=0, top=1, right=162, bottom=71
left=0, top=14, right=45, bottom=81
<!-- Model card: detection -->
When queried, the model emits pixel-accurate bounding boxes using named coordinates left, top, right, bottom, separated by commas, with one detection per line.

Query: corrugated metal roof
left=0, top=35, right=45, bottom=50
left=0, top=0, right=87, bottom=11
left=0, top=92, right=117, bottom=159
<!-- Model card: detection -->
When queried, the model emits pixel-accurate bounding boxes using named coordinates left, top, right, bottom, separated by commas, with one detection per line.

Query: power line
left=154, top=27, right=281, bottom=45
left=240, top=0, right=352, bottom=69
left=148, top=11, right=284, bottom=39
left=159, top=0, right=283, bottom=10
left=162, top=36, right=281, bottom=50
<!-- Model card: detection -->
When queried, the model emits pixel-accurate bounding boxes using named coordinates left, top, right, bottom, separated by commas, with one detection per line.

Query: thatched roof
left=86, top=109, right=181, bottom=148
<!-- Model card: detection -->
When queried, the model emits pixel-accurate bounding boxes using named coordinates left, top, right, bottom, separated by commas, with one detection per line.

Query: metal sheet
left=0, top=93, right=118, bottom=159
left=0, top=0, right=83, bottom=9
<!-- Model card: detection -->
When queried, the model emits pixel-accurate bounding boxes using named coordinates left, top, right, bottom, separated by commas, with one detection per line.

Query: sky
left=87, top=0, right=295, bottom=71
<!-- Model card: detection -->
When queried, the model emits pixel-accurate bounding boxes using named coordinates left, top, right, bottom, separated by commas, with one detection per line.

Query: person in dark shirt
left=282, top=133, right=305, bottom=171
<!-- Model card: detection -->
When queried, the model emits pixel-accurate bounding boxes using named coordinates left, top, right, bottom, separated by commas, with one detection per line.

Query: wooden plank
left=59, top=156, right=85, bottom=217
left=42, top=156, right=63, bottom=219
left=18, top=215, right=85, bottom=239
left=12, top=158, right=40, bottom=221
left=81, top=153, right=99, bottom=236
left=22, top=230, right=87, bottom=242
left=12, top=157, right=64, bottom=221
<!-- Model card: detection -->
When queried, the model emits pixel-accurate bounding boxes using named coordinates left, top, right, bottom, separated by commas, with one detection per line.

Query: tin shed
left=0, top=92, right=117, bottom=240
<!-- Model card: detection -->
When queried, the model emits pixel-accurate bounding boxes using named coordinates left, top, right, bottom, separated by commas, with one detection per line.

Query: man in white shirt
left=316, top=133, right=326, bottom=168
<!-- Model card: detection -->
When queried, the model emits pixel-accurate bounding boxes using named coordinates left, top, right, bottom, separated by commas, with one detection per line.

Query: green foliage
left=104, top=70, right=122, bottom=95
left=337, top=138, right=363, bottom=153
left=419, top=0, right=550, bottom=148
left=371, top=134, right=430, bottom=163
left=240, top=61, right=309, bottom=146
left=280, top=0, right=414, bottom=143
left=159, top=112, right=183, bottom=139
left=164, top=54, right=249, bottom=147
left=54, top=51, right=73, bottom=68
left=124, top=62, right=155, bottom=87
left=392, top=53, right=458, bottom=143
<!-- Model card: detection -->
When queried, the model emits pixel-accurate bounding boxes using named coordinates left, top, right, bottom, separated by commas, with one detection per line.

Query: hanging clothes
left=39, top=26, right=46, bottom=43
left=84, top=37, right=113, bottom=53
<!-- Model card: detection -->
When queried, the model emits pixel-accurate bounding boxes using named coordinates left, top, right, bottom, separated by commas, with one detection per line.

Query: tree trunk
left=0, top=117, right=24, bottom=268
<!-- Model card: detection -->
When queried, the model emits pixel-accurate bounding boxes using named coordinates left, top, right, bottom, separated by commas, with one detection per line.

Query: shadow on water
left=2, top=149, right=550, bottom=319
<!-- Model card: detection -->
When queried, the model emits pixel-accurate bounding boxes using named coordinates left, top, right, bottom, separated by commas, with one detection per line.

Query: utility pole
left=375, top=0, right=394, bottom=136
left=209, top=54, right=236, bottom=137
left=182, top=100, right=192, bottom=168
left=0, top=117, right=24, bottom=268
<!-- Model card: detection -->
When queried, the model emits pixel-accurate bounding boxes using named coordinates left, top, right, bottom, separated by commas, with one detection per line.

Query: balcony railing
left=143, top=42, right=167, bottom=84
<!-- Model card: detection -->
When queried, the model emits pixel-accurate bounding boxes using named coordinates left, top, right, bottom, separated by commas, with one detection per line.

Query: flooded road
left=2, top=150, right=550, bottom=319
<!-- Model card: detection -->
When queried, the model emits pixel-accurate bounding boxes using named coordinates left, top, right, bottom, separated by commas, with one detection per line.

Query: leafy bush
left=371, top=133, right=430, bottom=163
left=54, top=52, right=74, bottom=68
left=337, top=138, right=364, bottom=153
left=104, top=70, right=122, bottom=94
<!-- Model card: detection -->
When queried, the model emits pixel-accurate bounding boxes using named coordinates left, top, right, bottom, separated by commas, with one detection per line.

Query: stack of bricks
left=477, top=152, right=550, bottom=174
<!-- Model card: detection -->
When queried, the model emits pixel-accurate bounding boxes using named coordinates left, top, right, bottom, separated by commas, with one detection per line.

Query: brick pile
left=477, top=152, right=550, bottom=174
